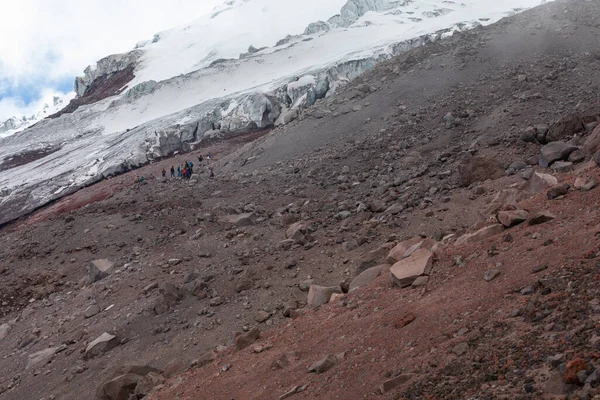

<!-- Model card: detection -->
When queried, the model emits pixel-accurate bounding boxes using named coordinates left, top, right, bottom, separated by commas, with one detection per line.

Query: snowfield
left=0, top=0, right=552, bottom=225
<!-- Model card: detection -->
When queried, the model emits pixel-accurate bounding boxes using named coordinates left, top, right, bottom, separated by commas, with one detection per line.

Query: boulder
left=235, top=327, right=260, bottom=350
left=497, top=210, right=529, bottom=227
left=568, top=150, right=585, bottom=163
left=164, top=359, right=186, bottom=378
left=539, top=142, right=578, bottom=168
left=219, top=213, right=254, bottom=227
left=235, top=270, right=254, bottom=292
left=551, top=161, right=573, bottom=173
left=87, top=259, right=114, bottom=283
left=546, top=114, right=583, bottom=142
left=458, top=157, right=504, bottom=187
left=84, top=304, right=101, bottom=318
left=386, top=237, right=423, bottom=264
left=528, top=211, right=555, bottom=225
left=483, top=269, right=501, bottom=282
left=349, top=265, right=389, bottom=292
left=96, top=373, right=142, bottom=400
left=134, top=372, right=165, bottom=398
left=368, top=199, right=386, bottom=213
left=153, top=283, right=183, bottom=315
left=84, top=332, right=119, bottom=360
left=0, top=323, right=10, bottom=341
left=583, top=124, right=600, bottom=154
left=455, top=224, right=504, bottom=246
left=27, top=347, right=58, bottom=370
left=307, top=285, right=342, bottom=308
left=389, top=248, right=433, bottom=288
left=308, top=354, right=337, bottom=374
left=525, top=172, right=558, bottom=194
left=286, top=222, right=307, bottom=244
left=547, top=183, right=569, bottom=200
left=402, top=238, right=436, bottom=259
left=574, top=177, right=597, bottom=191
left=191, top=350, right=217, bottom=368
left=380, top=374, right=413, bottom=394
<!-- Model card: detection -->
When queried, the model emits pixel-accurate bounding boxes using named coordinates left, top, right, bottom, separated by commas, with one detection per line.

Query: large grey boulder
left=307, top=285, right=342, bottom=308
left=87, top=259, right=114, bottom=283
left=539, top=142, right=578, bottom=168
left=389, top=248, right=433, bottom=288
left=84, top=332, right=120, bottom=360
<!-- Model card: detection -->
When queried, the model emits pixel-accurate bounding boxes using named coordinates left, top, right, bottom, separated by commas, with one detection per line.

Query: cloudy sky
left=0, top=0, right=222, bottom=120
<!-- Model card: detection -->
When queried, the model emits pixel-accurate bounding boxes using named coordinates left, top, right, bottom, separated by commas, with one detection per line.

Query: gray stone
left=389, top=249, right=433, bottom=288
left=551, top=161, right=573, bottom=173
left=380, top=374, right=413, bottom=394
left=84, top=332, right=119, bottom=360
left=84, top=304, right=101, bottom=318
left=255, top=310, right=270, bottom=323
left=219, top=213, right=254, bottom=227
left=235, top=327, right=260, bottom=350
left=497, top=210, right=529, bottom=227
left=452, top=342, right=469, bottom=356
left=539, top=142, right=578, bottom=168
left=299, top=279, right=314, bottom=292
left=574, top=177, right=597, bottom=191
left=308, top=354, right=337, bottom=373
left=0, top=323, right=9, bottom=342
left=349, top=265, right=387, bottom=292
left=483, top=269, right=500, bottom=282
left=520, top=285, right=535, bottom=295
left=307, top=285, right=342, bottom=308
left=87, top=259, right=114, bottom=283
left=528, top=211, right=555, bottom=225
left=455, top=224, right=504, bottom=246
left=27, top=347, right=58, bottom=370
left=411, top=276, right=429, bottom=287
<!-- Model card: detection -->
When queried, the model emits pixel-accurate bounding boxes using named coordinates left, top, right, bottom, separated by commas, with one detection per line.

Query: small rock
left=551, top=161, right=573, bottom=172
left=84, top=304, right=100, bottom=319
left=299, top=279, right=314, bottom=292
left=528, top=211, right=555, bottom=225
left=393, top=312, right=416, bottom=329
left=84, top=333, right=119, bottom=360
left=190, top=350, right=217, bottom=368
left=380, top=374, right=412, bottom=394
left=255, top=310, right=270, bottom=323
left=308, top=354, right=337, bottom=373
left=547, top=183, right=569, bottom=200
left=452, top=342, right=469, bottom=356
left=307, top=285, right=342, bottom=309
left=574, top=177, right=597, bottom=191
left=0, top=324, right=10, bottom=342
left=167, top=259, right=181, bottom=266
left=497, top=210, right=529, bottom=227
left=27, top=347, right=58, bottom=370
left=520, top=285, right=535, bottom=295
left=483, top=269, right=500, bottom=282
left=235, top=327, right=260, bottom=350
left=531, top=264, right=548, bottom=274
left=87, top=259, right=114, bottom=283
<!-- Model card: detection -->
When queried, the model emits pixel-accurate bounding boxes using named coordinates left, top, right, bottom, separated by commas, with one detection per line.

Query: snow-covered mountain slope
left=0, top=95, right=74, bottom=139
left=0, top=0, right=552, bottom=225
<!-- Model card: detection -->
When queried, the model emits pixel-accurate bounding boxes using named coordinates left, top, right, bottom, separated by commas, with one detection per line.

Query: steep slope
left=0, top=0, right=550, bottom=226
left=0, top=1, right=599, bottom=399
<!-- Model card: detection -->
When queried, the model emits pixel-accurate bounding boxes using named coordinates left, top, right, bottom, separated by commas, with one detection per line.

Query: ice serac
left=74, top=51, right=142, bottom=97
left=0, top=0, right=554, bottom=226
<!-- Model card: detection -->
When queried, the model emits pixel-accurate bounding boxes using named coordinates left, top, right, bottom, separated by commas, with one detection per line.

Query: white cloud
left=0, top=0, right=222, bottom=120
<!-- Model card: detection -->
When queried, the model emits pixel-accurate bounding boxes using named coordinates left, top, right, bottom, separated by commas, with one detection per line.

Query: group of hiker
left=161, top=153, right=214, bottom=181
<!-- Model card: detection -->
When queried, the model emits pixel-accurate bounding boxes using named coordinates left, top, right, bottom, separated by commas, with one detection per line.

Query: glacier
left=0, top=0, right=552, bottom=225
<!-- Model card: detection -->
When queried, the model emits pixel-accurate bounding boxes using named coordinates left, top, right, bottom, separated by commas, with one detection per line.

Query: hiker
left=161, top=168, right=166, bottom=178
left=206, top=152, right=211, bottom=160
left=198, top=155, right=203, bottom=163
left=170, top=166, right=175, bottom=178
left=177, top=166, right=182, bottom=177
left=209, top=167, right=214, bottom=179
